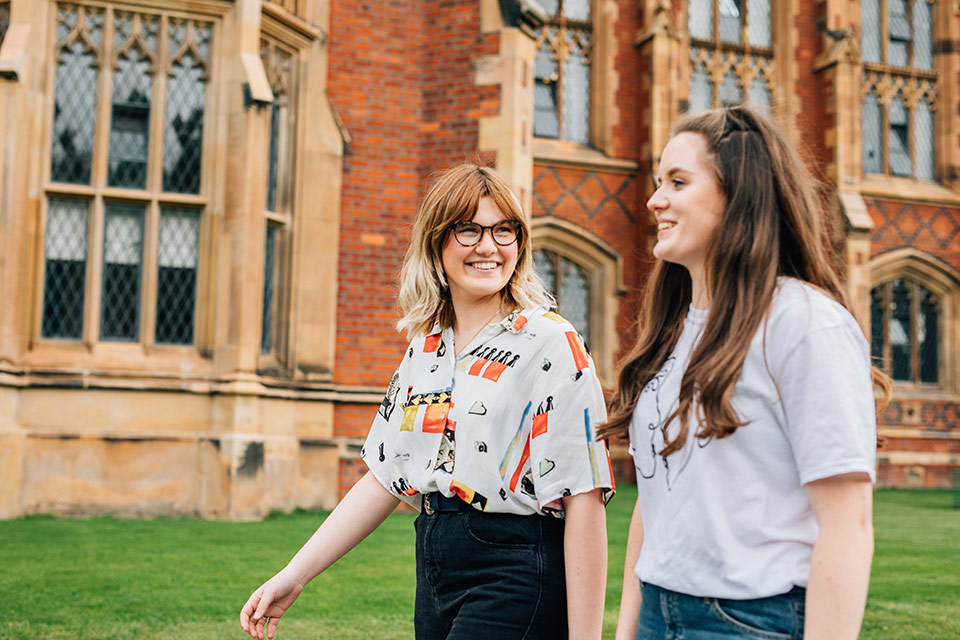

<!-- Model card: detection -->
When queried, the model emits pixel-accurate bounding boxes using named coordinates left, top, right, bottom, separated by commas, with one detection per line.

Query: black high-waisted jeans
left=414, top=494, right=567, bottom=639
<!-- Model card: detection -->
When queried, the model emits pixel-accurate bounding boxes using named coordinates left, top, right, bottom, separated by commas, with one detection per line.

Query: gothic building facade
left=0, top=0, right=957, bottom=519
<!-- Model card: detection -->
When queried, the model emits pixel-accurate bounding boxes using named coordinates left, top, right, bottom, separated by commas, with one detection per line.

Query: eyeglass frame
left=449, top=220, right=523, bottom=247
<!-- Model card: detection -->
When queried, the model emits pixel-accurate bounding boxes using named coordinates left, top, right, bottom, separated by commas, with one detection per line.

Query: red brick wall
left=796, top=0, right=830, bottom=182
left=327, top=0, right=426, bottom=396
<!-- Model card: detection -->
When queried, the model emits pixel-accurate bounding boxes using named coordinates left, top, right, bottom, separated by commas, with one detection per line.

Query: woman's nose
left=647, top=186, right=666, bottom=212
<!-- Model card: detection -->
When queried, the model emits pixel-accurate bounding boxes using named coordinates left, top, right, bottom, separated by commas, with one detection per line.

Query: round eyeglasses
left=450, top=220, right=522, bottom=247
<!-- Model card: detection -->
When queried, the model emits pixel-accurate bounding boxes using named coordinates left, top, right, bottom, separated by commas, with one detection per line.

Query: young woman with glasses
left=604, top=106, right=891, bottom=640
left=240, top=163, right=615, bottom=640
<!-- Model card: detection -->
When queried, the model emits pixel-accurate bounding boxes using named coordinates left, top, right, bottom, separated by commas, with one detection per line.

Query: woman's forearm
left=285, top=471, right=401, bottom=584
left=803, top=475, right=874, bottom=640
left=562, top=489, right=608, bottom=639
left=615, top=496, right=644, bottom=640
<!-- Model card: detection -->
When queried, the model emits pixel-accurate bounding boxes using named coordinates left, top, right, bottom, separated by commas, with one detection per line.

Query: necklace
left=454, top=307, right=503, bottom=357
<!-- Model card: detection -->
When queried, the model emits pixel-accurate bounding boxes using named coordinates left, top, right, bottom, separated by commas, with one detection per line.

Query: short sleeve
left=360, top=347, right=419, bottom=506
left=527, top=331, right=615, bottom=510
left=776, top=321, right=878, bottom=485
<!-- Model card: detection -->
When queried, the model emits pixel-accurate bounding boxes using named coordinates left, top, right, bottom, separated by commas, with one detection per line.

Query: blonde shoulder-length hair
left=397, top=163, right=553, bottom=338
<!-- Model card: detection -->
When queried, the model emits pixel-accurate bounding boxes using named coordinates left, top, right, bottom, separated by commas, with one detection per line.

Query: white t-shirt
left=363, top=306, right=615, bottom=516
left=629, top=278, right=877, bottom=599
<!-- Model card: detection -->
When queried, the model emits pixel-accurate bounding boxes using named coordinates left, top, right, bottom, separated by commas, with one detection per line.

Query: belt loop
left=423, top=493, right=436, bottom=515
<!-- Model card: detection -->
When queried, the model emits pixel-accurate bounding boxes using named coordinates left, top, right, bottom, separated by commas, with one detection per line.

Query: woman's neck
left=688, top=266, right=710, bottom=310
left=451, top=295, right=504, bottom=348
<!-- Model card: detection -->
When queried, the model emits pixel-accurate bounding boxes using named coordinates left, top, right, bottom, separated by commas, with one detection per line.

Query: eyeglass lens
left=454, top=222, right=519, bottom=246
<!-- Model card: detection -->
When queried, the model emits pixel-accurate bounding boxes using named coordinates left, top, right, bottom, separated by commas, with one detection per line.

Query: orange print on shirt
left=424, top=333, right=443, bottom=353
left=532, top=411, right=549, bottom=439
left=566, top=331, right=589, bottom=371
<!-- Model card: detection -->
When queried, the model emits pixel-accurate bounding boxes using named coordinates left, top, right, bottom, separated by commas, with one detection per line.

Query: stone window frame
left=869, top=248, right=960, bottom=398
left=532, top=0, right=620, bottom=162
left=32, top=1, right=222, bottom=363
left=258, top=33, right=299, bottom=372
left=531, top=216, right=624, bottom=384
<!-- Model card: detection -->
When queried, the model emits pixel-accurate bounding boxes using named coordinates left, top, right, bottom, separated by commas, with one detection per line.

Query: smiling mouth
left=469, top=262, right=501, bottom=270
left=657, top=221, right=676, bottom=232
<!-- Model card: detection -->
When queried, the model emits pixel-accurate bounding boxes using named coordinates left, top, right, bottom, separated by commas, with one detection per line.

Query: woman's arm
left=614, top=495, right=644, bottom=640
left=239, top=471, right=401, bottom=640
left=562, top=488, right=608, bottom=639
left=803, top=472, right=873, bottom=640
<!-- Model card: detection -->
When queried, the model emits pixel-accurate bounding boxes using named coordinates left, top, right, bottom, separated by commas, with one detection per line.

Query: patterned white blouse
left=361, top=306, right=615, bottom=517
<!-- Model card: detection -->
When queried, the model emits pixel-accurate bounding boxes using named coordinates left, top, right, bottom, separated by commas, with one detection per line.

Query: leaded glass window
left=688, top=0, right=772, bottom=112
left=860, top=0, right=936, bottom=180
left=534, top=249, right=591, bottom=341
left=163, top=19, right=211, bottom=193
left=533, top=1, right=592, bottom=144
left=100, top=204, right=144, bottom=341
left=51, top=5, right=103, bottom=184
left=261, top=39, right=296, bottom=214
left=871, top=278, right=939, bottom=384
left=108, top=13, right=158, bottom=189
left=156, top=209, right=199, bottom=345
left=42, top=5, right=214, bottom=348
left=42, top=199, right=89, bottom=339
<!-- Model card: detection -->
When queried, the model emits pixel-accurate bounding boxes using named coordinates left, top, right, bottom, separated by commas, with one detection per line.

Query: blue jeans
left=637, top=582, right=806, bottom=640
left=414, top=494, right=567, bottom=639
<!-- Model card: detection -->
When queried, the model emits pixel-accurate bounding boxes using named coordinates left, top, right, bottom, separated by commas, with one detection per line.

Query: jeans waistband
left=423, top=492, right=471, bottom=514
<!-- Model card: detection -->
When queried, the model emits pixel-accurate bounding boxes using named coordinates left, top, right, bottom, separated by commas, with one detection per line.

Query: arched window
left=531, top=218, right=623, bottom=383
left=534, top=249, right=592, bottom=340
left=870, top=277, right=939, bottom=384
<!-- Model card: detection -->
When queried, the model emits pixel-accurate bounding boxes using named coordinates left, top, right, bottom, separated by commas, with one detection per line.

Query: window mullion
left=148, top=13, right=169, bottom=196
left=141, top=201, right=160, bottom=347
left=882, top=282, right=893, bottom=377
left=910, top=281, right=920, bottom=382
left=86, top=196, right=106, bottom=345
left=91, top=8, right=115, bottom=191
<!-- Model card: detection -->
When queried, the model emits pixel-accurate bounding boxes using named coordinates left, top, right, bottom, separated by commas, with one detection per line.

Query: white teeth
left=470, top=262, right=499, bottom=270
left=657, top=222, right=676, bottom=232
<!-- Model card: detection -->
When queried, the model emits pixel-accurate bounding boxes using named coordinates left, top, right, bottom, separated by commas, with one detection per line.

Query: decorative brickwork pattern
left=868, top=198, right=960, bottom=272
left=878, top=399, right=960, bottom=432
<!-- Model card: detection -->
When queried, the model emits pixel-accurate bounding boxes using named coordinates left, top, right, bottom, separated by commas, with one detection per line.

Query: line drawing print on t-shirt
left=635, top=356, right=713, bottom=490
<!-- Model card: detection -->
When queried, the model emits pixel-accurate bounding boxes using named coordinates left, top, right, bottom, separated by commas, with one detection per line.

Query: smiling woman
left=240, top=163, right=616, bottom=640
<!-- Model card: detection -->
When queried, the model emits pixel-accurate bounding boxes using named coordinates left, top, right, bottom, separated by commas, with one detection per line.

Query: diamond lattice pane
left=559, top=258, right=590, bottom=340
left=889, top=95, right=912, bottom=177
left=163, top=52, right=206, bottom=193
left=689, top=56, right=713, bottom=112
left=870, top=285, right=884, bottom=365
left=862, top=90, right=882, bottom=174
left=534, top=43, right=559, bottom=138
left=888, top=0, right=910, bottom=66
left=42, top=198, right=89, bottom=339
left=746, top=0, right=770, bottom=47
left=914, top=100, right=934, bottom=180
left=51, top=40, right=99, bottom=184
left=918, top=285, right=938, bottom=383
left=719, top=0, right=742, bottom=43
left=563, top=35, right=590, bottom=144
left=533, top=250, right=556, bottom=296
left=689, top=0, right=713, bottom=40
left=108, top=46, right=152, bottom=189
left=540, top=0, right=559, bottom=16
left=890, top=278, right=911, bottom=380
left=911, top=0, right=932, bottom=69
left=266, top=103, right=281, bottom=211
left=261, top=225, right=278, bottom=354
left=100, top=203, right=144, bottom=341
left=156, top=208, right=199, bottom=345
left=861, top=0, right=881, bottom=62
left=563, top=0, right=590, bottom=21
left=720, top=65, right=742, bottom=107
left=747, top=72, right=771, bottom=111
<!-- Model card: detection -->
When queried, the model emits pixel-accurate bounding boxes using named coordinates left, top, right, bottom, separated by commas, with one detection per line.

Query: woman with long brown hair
left=605, top=106, right=890, bottom=639
left=240, top=163, right=614, bottom=640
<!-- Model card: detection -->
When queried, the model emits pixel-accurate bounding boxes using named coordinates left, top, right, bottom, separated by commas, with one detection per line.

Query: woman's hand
left=239, top=569, right=305, bottom=639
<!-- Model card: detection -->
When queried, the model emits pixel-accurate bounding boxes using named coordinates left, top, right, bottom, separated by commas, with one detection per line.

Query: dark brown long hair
left=599, top=106, right=891, bottom=452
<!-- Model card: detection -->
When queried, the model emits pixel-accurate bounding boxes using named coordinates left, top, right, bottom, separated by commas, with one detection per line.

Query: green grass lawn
left=1, top=487, right=957, bottom=639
